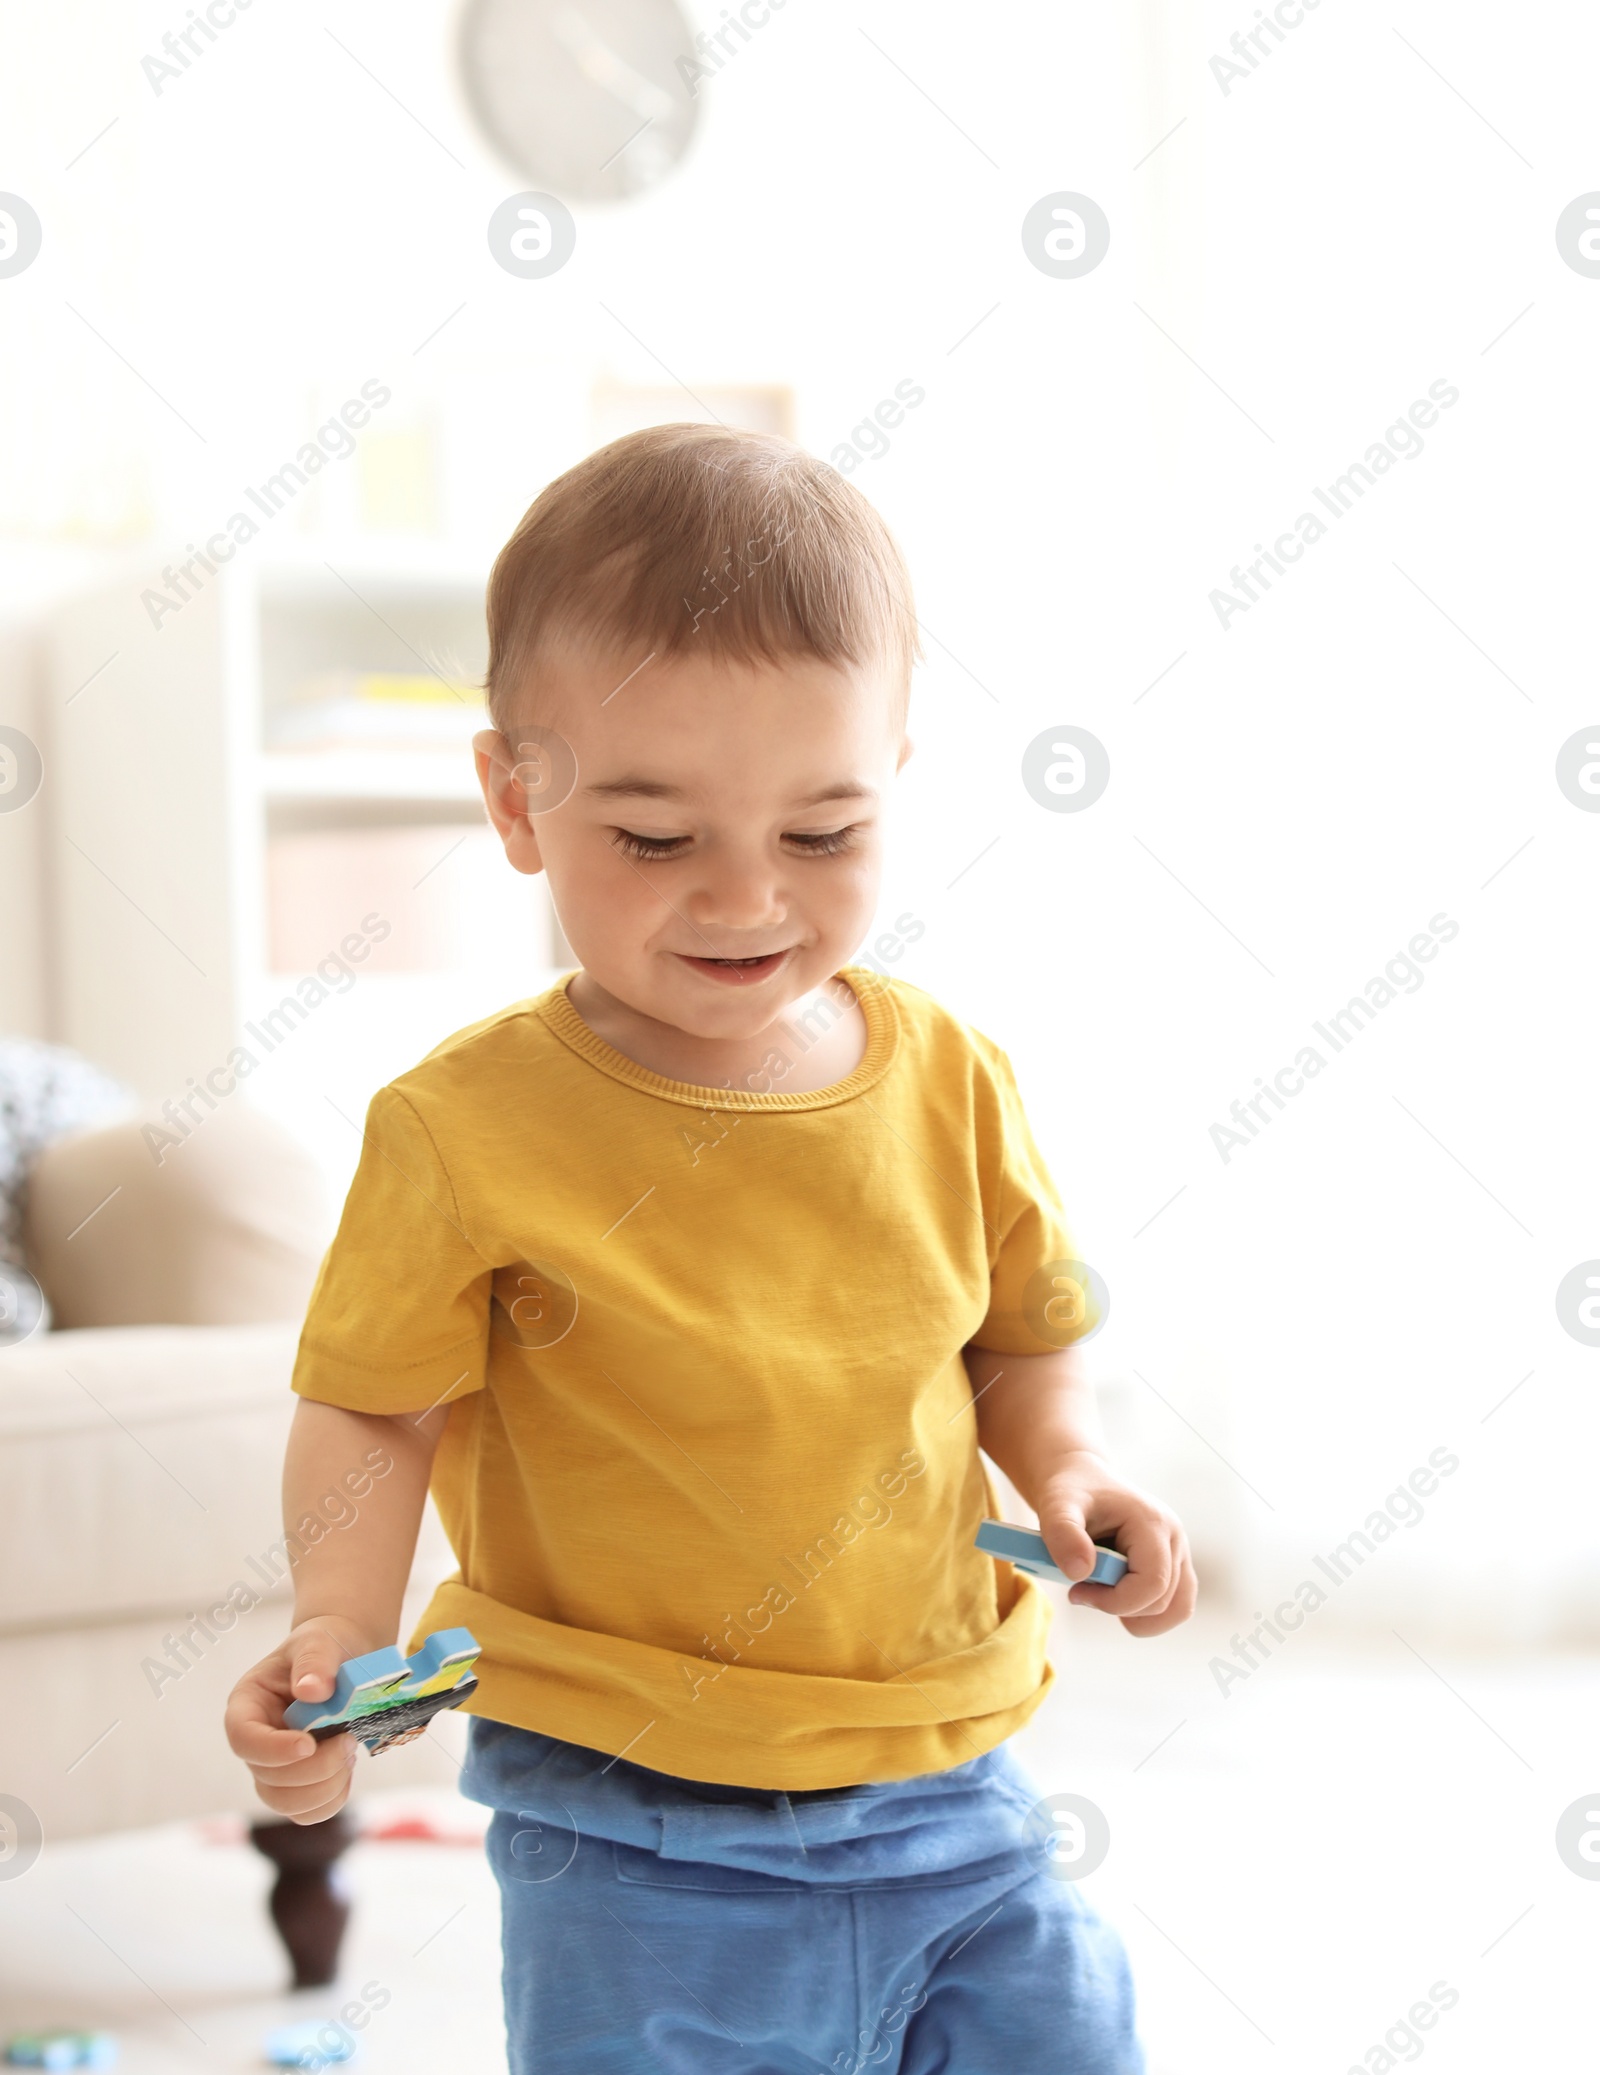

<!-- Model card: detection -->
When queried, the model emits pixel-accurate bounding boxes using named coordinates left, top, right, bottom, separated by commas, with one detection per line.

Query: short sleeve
left=972, top=1048, right=1102, bottom=1354
left=291, top=1084, right=492, bottom=1414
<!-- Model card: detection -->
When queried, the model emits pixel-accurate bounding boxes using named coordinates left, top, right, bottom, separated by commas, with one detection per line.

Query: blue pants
left=462, top=1718, right=1144, bottom=2074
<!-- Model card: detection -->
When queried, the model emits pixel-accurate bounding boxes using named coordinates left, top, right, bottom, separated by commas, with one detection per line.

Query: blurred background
left=2, top=2, right=1599, bottom=2070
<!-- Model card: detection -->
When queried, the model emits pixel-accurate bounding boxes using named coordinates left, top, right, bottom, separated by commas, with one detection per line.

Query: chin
left=669, top=963, right=830, bottom=1031
left=664, top=992, right=796, bottom=1041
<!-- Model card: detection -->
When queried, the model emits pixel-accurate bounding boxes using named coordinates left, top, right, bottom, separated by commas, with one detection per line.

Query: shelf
left=260, top=750, right=484, bottom=803
left=47, top=561, right=527, bottom=1101
left=255, top=544, right=493, bottom=599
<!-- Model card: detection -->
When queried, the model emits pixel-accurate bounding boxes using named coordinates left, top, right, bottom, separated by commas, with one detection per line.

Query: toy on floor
left=262, top=2021, right=356, bottom=2068
left=975, top=1521, right=1128, bottom=1590
left=284, top=1628, right=481, bottom=1755
left=3, top=2034, right=116, bottom=2070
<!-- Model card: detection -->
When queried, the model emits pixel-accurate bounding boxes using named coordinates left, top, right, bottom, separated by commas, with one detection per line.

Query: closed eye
left=610, top=829, right=690, bottom=861
left=784, top=826, right=860, bottom=856
left=611, top=826, right=863, bottom=861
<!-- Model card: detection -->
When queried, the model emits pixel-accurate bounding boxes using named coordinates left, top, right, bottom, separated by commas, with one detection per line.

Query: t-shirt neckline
left=537, top=967, right=901, bottom=1113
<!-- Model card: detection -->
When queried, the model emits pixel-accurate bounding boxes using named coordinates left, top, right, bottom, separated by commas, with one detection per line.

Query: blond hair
left=484, top=423, right=919, bottom=726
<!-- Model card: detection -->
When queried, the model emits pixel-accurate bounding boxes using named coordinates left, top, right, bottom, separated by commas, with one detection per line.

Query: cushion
left=25, top=1102, right=331, bottom=1331
left=0, top=1037, right=132, bottom=1342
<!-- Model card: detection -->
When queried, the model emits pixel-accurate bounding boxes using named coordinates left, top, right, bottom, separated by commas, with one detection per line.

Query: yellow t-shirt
left=290, top=969, right=1092, bottom=1789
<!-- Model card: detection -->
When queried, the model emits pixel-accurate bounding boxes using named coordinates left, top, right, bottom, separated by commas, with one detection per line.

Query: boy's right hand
left=224, top=1615, right=377, bottom=1825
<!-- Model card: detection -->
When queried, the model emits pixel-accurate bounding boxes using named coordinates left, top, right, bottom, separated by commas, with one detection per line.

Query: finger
left=1124, top=1536, right=1200, bottom=1636
left=254, top=1762, right=357, bottom=1820
left=251, top=1737, right=358, bottom=1792
left=289, top=1792, right=354, bottom=1828
left=1038, top=1499, right=1097, bottom=1583
left=1123, top=1598, right=1187, bottom=1636
left=230, top=1720, right=320, bottom=1769
left=287, top=1623, right=353, bottom=1706
left=225, top=1677, right=322, bottom=1770
left=1071, top=1515, right=1173, bottom=1615
left=1068, top=1523, right=1169, bottom=1612
left=260, top=1782, right=353, bottom=1827
left=1117, top=1528, right=1184, bottom=1623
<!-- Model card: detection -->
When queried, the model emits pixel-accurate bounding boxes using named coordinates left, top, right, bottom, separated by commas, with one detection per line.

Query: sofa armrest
left=0, top=1319, right=462, bottom=1839
left=0, top=1320, right=454, bottom=1632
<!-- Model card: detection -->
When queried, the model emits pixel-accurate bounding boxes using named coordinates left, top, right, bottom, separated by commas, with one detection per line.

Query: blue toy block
left=3, top=2034, right=116, bottom=2070
left=284, top=1627, right=481, bottom=1755
left=263, top=2021, right=356, bottom=2068
left=975, top=1520, right=1128, bottom=1590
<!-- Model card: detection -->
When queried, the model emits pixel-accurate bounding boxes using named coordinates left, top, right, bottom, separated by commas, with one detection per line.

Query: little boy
left=226, top=425, right=1196, bottom=2073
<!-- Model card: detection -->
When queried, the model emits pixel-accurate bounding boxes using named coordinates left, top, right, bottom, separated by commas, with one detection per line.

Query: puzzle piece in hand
left=284, top=1627, right=481, bottom=1755
left=975, top=1521, right=1128, bottom=1590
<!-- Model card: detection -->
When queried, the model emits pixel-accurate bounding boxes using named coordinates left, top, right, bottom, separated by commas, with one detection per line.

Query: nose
left=683, top=847, right=787, bottom=936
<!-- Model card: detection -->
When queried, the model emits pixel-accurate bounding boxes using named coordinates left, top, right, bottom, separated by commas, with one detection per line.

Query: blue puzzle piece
left=284, top=1644, right=408, bottom=1734
left=3, top=2035, right=116, bottom=2071
left=975, top=1520, right=1128, bottom=1590
left=263, top=2022, right=355, bottom=2068
left=285, top=1627, right=481, bottom=1753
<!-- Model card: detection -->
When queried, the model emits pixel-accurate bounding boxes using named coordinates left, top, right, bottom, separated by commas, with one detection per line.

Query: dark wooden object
left=248, top=1809, right=354, bottom=1988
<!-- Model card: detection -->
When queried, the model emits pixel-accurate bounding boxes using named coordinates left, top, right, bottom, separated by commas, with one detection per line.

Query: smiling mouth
left=676, top=950, right=792, bottom=986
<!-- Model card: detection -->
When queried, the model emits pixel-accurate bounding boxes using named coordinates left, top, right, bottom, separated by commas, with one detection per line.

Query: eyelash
left=787, top=827, right=859, bottom=857
left=609, top=827, right=860, bottom=862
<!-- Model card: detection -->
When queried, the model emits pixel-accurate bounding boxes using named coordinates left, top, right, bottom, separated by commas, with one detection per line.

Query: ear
left=474, top=730, right=547, bottom=877
left=896, top=733, right=915, bottom=772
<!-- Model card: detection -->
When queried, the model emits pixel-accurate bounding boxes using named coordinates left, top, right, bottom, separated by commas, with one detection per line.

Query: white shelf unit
left=48, top=551, right=563, bottom=1190
left=261, top=750, right=484, bottom=802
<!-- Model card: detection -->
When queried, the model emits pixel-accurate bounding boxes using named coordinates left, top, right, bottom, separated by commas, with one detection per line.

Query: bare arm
left=967, top=1343, right=1197, bottom=1637
left=223, top=1398, right=450, bottom=1822
left=284, top=1399, right=445, bottom=1651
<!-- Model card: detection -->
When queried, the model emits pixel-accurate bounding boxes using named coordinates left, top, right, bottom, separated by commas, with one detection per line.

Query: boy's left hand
left=1036, top=1452, right=1197, bottom=1636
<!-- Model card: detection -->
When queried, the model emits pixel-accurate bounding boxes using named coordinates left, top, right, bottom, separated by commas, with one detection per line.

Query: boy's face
left=477, top=645, right=908, bottom=1042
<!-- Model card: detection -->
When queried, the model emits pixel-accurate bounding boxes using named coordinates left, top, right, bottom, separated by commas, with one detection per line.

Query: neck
left=566, top=972, right=868, bottom=1095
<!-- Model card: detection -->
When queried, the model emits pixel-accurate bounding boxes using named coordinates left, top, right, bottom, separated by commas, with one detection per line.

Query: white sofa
left=0, top=1104, right=462, bottom=1986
